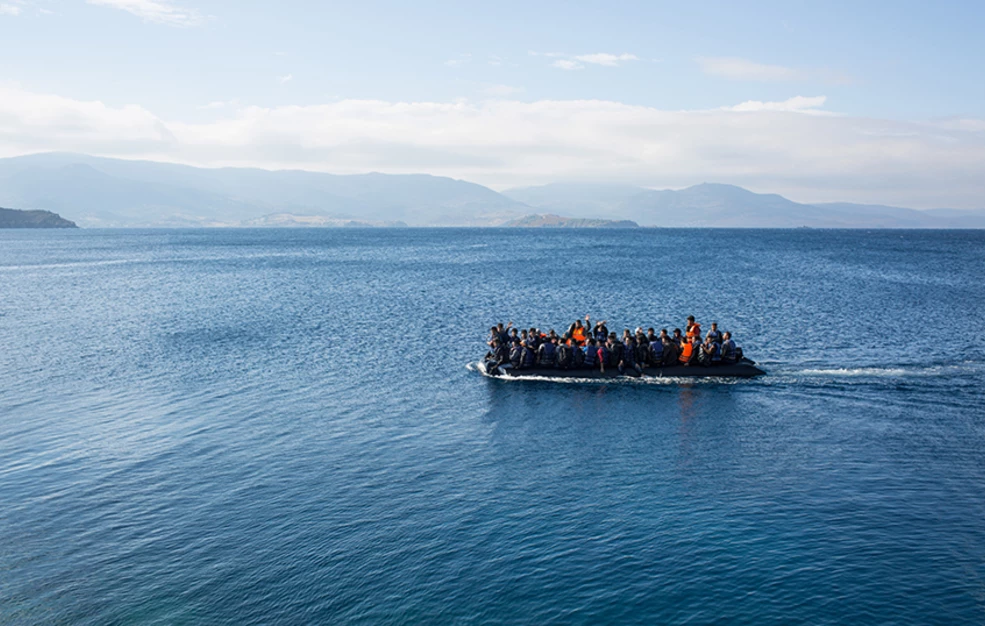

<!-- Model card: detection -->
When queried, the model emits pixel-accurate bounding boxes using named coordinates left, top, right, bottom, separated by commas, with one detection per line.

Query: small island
left=503, top=214, right=639, bottom=228
left=0, top=207, right=78, bottom=228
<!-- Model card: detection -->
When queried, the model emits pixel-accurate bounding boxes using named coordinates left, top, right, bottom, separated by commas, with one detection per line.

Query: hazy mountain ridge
left=502, top=214, right=639, bottom=228
left=2, top=153, right=983, bottom=228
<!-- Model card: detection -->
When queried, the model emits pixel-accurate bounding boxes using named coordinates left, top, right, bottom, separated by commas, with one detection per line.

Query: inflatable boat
left=478, top=358, right=765, bottom=379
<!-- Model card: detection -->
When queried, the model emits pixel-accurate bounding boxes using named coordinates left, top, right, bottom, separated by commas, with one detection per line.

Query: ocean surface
left=2, top=228, right=984, bottom=625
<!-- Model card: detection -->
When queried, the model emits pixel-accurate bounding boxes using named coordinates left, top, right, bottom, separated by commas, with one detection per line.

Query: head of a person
left=711, top=322, right=718, bottom=330
left=490, top=326, right=497, bottom=333
left=587, top=337, right=596, bottom=346
left=673, top=328, right=682, bottom=337
left=575, top=320, right=583, bottom=328
left=723, top=331, right=731, bottom=340
left=497, top=323, right=504, bottom=331
left=660, top=328, right=668, bottom=337
left=511, top=328, right=518, bottom=336
left=520, top=329, right=528, bottom=338
left=687, top=315, right=695, bottom=323
left=692, top=335, right=701, bottom=343
left=625, top=336, right=634, bottom=345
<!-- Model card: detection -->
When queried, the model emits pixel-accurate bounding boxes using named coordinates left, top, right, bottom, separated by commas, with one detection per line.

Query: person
left=697, top=336, right=719, bottom=367
left=593, top=319, right=609, bottom=343
left=645, top=328, right=658, bottom=348
left=622, top=336, right=643, bottom=374
left=705, top=322, right=722, bottom=345
left=537, top=336, right=557, bottom=367
left=649, top=336, right=664, bottom=366
left=661, top=335, right=679, bottom=366
left=569, top=315, right=590, bottom=346
left=487, top=326, right=499, bottom=349
left=634, top=330, right=650, bottom=367
left=607, top=333, right=624, bottom=371
left=509, top=341, right=524, bottom=369
left=720, top=332, right=738, bottom=364
left=510, top=327, right=521, bottom=345
left=672, top=328, right=684, bottom=346
left=521, top=340, right=536, bottom=368
left=596, top=338, right=609, bottom=373
left=487, top=338, right=509, bottom=371
left=582, top=337, right=599, bottom=370
left=679, top=335, right=699, bottom=366
left=685, top=316, right=701, bottom=340
left=556, top=335, right=574, bottom=370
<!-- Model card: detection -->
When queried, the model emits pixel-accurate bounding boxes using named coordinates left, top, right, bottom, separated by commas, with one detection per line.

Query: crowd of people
left=484, top=315, right=744, bottom=374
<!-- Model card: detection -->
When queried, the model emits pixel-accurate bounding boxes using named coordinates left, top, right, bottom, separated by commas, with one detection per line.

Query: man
left=649, top=336, right=664, bottom=366
left=661, top=335, right=679, bottom=366
left=593, top=319, right=609, bottom=343
left=509, top=341, right=524, bottom=369
left=596, top=338, right=609, bottom=373
left=720, top=332, right=738, bottom=364
left=537, top=336, right=557, bottom=367
left=622, top=336, right=643, bottom=374
left=634, top=330, right=650, bottom=367
left=556, top=335, right=574, bottom=370
left=486, top=338, right=509, bottom=372
left=582, top=337, right=599, bottom=370
left=672, top=328, right=684, bottom=346
left=569, top=315, right=590, bottom=346
left=705, top=322, right=722, bottom=345
left=607, top=333, right=624, bottom=371
left=679, top=335, right=700, bottom=366
left=685, top=316, right=701, bottom=340
left=510, top=327, right=521, bottom=345
left=646, top=328, right=658, bottom=348
left=697, top=336, right=719, bottom=367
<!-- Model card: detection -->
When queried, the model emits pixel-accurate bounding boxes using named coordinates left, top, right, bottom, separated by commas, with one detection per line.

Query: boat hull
left=479, top=359, right=765, bottom=379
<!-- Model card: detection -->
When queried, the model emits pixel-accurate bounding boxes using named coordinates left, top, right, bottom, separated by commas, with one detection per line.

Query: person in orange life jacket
left=720, top=332, right=738, bottom=364
left=679, top=335, right=700, bottom=366
left=568, top=315, right=590, bottom=346
left=621, top=336, right=643, bottom=374
left=705, top=322, right=722, bottom=345
left=685, top=316, right=701, bottom=340
left=537, top=336, right=557, bottom=367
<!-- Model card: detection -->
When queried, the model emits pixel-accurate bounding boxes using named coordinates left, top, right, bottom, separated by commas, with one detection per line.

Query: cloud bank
left=0, top=83, right=983, bottom=208
left=86, top=0, right=204, bottom=27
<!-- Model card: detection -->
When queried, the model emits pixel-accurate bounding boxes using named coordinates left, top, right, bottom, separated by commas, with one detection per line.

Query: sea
left=2, top=228, right=984, bottom=625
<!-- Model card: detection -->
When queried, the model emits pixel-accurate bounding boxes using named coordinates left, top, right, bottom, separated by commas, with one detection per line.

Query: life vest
left=582, top=345, right=597, bottom=367
left=686, top=323, right=702, bottom=339
left=679, top=342, right=694, bottom=363
left=572, top=327, right=587, bottom=345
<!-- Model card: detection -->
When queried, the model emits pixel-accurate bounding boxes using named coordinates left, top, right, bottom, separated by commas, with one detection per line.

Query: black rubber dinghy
left=479, top=358, right=765, bottom=379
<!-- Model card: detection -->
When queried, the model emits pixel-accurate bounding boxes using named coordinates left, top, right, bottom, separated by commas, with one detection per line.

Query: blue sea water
left=1, top=228, right=984, bottom=625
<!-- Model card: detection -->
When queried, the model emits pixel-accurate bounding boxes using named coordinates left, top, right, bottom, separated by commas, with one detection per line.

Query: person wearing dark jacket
left=582, top=338, right=598, bottom=370
left=720, top=332, right=738, bottom=364
left=661, top=336, right=679, bottom=366
left=556, top=337, right=574, bottom=370
left=593, top=320, right=609, bottom=343
left=509, top=342, right=524, bottom=368
left=607, top=334, right=624, bottom=370
left=597, top=341, right=609, bottom=373
left=537, top=337, right=557, bottom=367
left=622, top=337, right=643, bottom=374
left=486, top=339, right=509, bottom=372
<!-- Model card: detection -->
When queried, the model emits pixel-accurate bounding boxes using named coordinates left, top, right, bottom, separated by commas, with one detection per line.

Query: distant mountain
left=2, top=153, right=983, bottom=228
left=0, top=153, right=529, bottom=227
left=503, top=214, right=639, bottom=228
left=0, top=207, right=77, bottom=228
left=502, top=183, right=648, bottom=218
left=506, top=182, right=985, bottom=228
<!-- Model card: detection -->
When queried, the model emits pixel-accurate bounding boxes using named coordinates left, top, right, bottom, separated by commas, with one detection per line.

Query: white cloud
left=552, top=59, right=584, bottom=71
left=697, top=56, right=801, bottom=81
left=86, top=0, right=204, bottom=27
left=1, top=83, right=983, bottom=208
left=278, top=74, right=293, bottom=84
left=546, top=52, right=638, bottom=70
left=0, top=2, right=22, bottom=15
left=573, top=53, right=639, bottom=67
left=727, top=95, right=830, bottom=114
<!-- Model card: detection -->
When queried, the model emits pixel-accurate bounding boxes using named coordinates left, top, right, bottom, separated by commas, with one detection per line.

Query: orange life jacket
left=572, top=327, right=586, bottom=345
left=686, top=323, right=702, bottom=338
left=679, top=342, right=694, bottom=362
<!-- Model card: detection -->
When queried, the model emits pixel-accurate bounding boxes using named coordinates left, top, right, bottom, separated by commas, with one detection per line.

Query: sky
left=1, top=0, right=984, bottom=207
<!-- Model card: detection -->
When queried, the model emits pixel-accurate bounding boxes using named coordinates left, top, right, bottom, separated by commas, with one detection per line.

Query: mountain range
left=1, top=153, right=983, bottom=228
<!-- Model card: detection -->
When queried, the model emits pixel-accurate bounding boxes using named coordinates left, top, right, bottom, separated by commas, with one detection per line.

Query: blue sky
left=1, top=0, right=984, bottom=207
